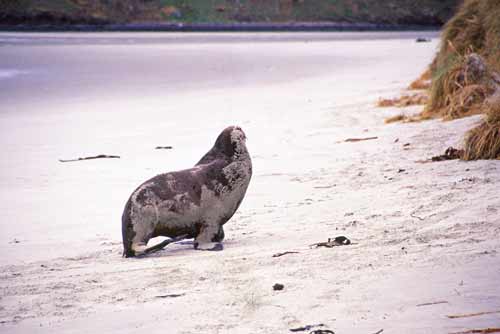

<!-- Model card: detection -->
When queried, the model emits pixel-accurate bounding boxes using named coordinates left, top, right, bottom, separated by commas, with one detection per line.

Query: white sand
left=0, top=32, right=499, bottom=333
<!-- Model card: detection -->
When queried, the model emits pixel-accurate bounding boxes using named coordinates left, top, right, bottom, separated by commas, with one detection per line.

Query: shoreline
left=0, top=22, right=441, bottom=33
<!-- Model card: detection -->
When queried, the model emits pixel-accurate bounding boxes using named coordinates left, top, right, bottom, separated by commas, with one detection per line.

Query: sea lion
left=122, top=126, right=252, bottom=257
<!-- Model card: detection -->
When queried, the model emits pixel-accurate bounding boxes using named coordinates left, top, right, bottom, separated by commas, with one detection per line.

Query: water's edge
left=0, top=22, right=441, bottom=33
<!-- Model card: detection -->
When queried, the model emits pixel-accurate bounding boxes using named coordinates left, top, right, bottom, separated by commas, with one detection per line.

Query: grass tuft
left=424, top=0, right=500, bottom=120
left=377, top=93, right=428, bottom=108
left=463, top=100, right=500, bottom=160
left=408, top=69, right=432, bottom=90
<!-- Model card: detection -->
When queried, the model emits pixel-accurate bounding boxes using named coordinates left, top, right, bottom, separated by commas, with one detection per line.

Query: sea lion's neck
left=233, top=146, right=250, bottom=162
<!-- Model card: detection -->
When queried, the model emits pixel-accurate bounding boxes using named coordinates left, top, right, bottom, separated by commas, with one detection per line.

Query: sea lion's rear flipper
left=130, top=235, right=188, bottom=258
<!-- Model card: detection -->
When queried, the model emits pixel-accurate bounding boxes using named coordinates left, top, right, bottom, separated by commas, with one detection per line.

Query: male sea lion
left=122, top=126, right=252, bottom=257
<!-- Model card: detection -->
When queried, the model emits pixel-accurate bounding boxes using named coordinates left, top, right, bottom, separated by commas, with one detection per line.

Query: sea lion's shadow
left=144, top=239, right=236, bottom=258
left=176, top=240, right=195, bottom=246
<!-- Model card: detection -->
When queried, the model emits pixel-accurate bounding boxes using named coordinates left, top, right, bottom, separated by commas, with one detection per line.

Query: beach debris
left=416, top=37, right=431, bottom=43
left=403, top=143, right=411, bottom=147
left=310, top=236, right=351, bottom=248
left=314, top=184, right=336, bottom=189
left=272, top=251, right=300, bottom=258
left=373, top=330, right=384, bottom=334
left=410, top=212, right=425, bottom=221
left=289, top=323, right=326, bottom=332
left=377, top=93, right=428, bottom=108
left=446, top=310, right=500, bottom=319
left=273, top=283, right=284, bottom=291
left=343, top=137, right=378, bottom=143
left=309, top=330, right=335, bottom=334
left=449, top=328, right=500, bottom=334
left=155, top=146, right=173, bottom=150
left=155, top=293, right=185, bottom=299
left=9, top=239, right=20, bottom=244
left=398, top=168, right=406, bottom=173
left=408, top=70, right=432, bottom=90
left=416, top=300, right=449, bottom=307
left=59, top=154, right=120, bottom=163
left=385, top=114, right=407, bottom=123
left=431, top=147, right=464, bottom=161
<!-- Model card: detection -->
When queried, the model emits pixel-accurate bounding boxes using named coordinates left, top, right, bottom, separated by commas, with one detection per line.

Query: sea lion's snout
left=230, top=126, right=247, bottom=143
left=228, top=126, right=248, bottom=156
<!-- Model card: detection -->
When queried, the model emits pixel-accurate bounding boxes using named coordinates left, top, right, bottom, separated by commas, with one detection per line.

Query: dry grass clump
left=424, top=0, right=500, bottom=119
left=424, top=0, right=500, bottom=160
left=408, top=69, right=432, bottom=90
left=384, top=114, right=423, bottom=124
left=463, top=101, right=500, bottom=160
left=377, top=93, right=428, bottom=108
left=384, top=114, right=407, bottom=123
left=424, top=51, right=497, bottom=120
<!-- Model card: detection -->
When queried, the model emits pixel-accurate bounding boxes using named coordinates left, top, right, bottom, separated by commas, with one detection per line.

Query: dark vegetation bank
left=1, top=0, right=460, bottom=30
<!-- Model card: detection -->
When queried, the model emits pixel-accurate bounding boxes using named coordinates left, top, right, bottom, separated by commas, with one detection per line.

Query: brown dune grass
left=423, top=51, right=497, bottom=120
left=420, top=0, right=500, bottom=160
left=384, top=114, right=424, bottom=124
left=377, top=93, right=428, bottom=108
left=384, top=114, right=407, bottom=124
left=408, top=69, right=432, bottom=90
left=463, top=101, right=500, bottom=160
left=424, top=0, right=500, bottom=117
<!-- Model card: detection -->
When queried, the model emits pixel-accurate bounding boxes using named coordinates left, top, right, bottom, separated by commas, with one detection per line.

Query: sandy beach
left=0, top=32, right=499, bottom=333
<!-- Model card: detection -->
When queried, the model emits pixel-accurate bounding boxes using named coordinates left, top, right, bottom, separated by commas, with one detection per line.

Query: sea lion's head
left=214, top=126, right=248, bottom=158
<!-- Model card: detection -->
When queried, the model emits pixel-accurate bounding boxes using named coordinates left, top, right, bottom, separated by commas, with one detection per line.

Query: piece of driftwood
left=449, top=328, right=500, bottom=334
left=416, top=301, right=449, bottom=307
left=273, top=251, right=300, bottom=258
left=410, top=213, right=425, bottom=221
left=289, top=324, right=326, bottom=332
left=155, top=146, right=173, bottom=150
left=59, top=154, right=120, bottom=163
left=447, top=310, right=500, bottom=319
left=344, top=136, right=378, bottom=143
left=314, top=185, right=336, bottom=189
left=155, top=293, right=185, bottom=299
left=373, top=330, right=384, bottom=334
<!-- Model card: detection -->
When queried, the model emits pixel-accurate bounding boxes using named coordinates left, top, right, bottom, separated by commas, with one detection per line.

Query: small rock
left=465, top=53, right=487, bottom=82
left=416, top=37, right=431, bottom=43
left=273, top=283, right=284, bottom=291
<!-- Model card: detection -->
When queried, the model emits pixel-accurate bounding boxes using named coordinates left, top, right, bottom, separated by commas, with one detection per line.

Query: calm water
left=0, top=31, right=438, bottom=115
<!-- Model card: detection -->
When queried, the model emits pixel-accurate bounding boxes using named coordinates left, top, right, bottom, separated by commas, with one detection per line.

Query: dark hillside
left=1, top=0, right=460, bottom=29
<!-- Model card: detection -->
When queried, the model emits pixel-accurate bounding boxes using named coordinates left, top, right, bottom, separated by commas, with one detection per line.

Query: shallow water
left=0, top=31, right=438, bottom=264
